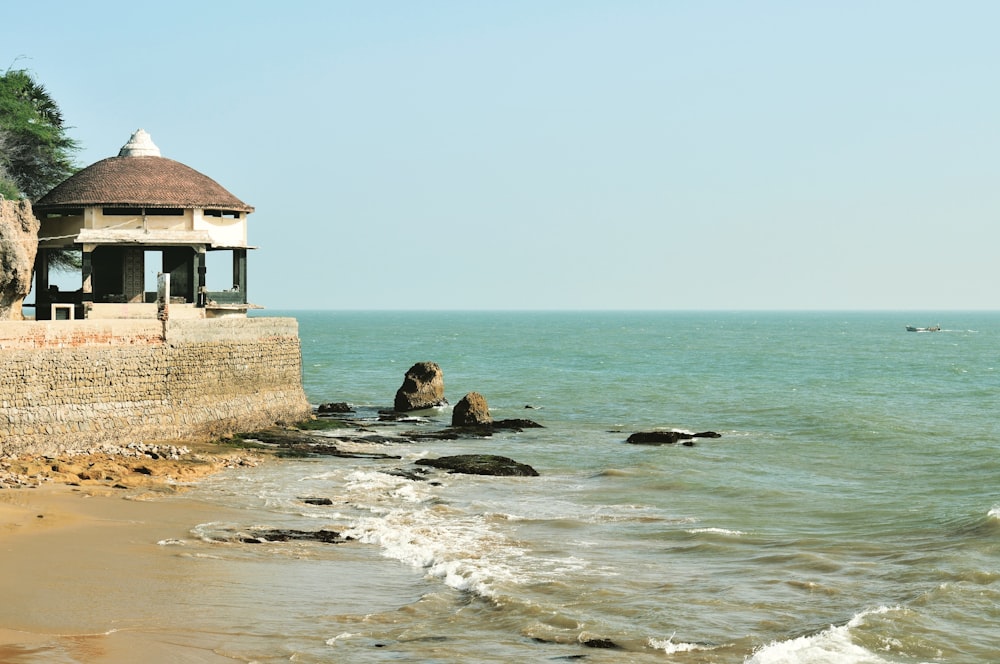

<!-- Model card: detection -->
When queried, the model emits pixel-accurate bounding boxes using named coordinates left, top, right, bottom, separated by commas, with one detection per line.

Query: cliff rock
left=394, top=361, right=448, bottom=411
left=0, top=199, right=38, bottom=320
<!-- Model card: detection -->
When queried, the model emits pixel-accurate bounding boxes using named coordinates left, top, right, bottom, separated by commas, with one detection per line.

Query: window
left=102, top=207, right=183, bottom=216
left=44, top=208, right=83, bottom=218
left=204, top=210, right=241, bottom=219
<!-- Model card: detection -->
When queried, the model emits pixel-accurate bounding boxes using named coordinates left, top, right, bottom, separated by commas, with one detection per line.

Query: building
left=32, top=129, right=255, bottom=320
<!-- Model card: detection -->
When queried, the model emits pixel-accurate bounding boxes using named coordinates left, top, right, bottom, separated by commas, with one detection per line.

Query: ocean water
left=168, top=311, right=998, bottom=662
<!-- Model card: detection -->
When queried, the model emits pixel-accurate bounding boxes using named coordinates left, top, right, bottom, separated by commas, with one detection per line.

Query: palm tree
left=0, top=67, right=79, bottom=200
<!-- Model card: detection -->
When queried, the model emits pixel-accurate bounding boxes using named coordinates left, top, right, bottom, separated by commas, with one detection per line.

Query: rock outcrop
left=626, top=430, right=721, bottom=445
left=452, top=392, right=492, bottom=426
left=492, top=418, right=543, bottom=430
left=317, top=401, right=353, bottom=414
left=394, top=361, right=448, bottom=411
left=0, top=198, right=39, bottom=320
left=416, top=454, right=539, bottom=477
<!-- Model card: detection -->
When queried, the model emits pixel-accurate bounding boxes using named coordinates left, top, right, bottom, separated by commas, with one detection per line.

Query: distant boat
left=906, top=325, right=941, bottom=332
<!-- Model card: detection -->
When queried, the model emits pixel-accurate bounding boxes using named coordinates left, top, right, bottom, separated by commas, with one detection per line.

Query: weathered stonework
left=0, top=318, right=312, bottom=455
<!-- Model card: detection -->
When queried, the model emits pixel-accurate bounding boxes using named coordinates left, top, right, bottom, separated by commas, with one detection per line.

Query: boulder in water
left=452, top=392, right=492, bottom=426
left=394, top=361, right=448, bottom=411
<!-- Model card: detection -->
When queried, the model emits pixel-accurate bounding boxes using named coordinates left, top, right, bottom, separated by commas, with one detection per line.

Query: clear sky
left=5, top=1, right=999, bottom=310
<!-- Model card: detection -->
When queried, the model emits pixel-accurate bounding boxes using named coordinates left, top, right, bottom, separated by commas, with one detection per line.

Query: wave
left=648, top=633, right=722, bottom=655
left=745, top=606, right=901, bottom=664
left=687, top=527, right=746, bottom=536
left=338, top=470, right=531, bottom=599
left=343, top=508, right=526, bottom=598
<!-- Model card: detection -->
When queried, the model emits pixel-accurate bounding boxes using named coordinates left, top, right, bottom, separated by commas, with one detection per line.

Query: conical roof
left=34, top=129, right=253, bottom=213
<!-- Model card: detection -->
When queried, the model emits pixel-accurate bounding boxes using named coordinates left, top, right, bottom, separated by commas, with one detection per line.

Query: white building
left=32, top=129, right=254, bottom=319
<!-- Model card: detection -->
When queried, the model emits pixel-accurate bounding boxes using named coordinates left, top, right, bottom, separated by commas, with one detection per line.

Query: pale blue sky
left=7, top=1, right=999, bottom=310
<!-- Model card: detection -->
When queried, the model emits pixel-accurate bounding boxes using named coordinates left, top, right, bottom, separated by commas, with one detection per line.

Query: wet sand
left=0, top=444, right=264, bottom=663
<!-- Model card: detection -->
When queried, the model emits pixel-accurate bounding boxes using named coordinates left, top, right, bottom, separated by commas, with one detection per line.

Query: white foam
left=157, top=538, right=186, bottom=546
left=687, top=527, right=746, bottom=536
left=745, top=606, right=900, bottom=664
left=326, top=632, right=358, bottom=646
left=649, top=633, right=716, bottom=654
left=987, top=505, right=1000, bottom=520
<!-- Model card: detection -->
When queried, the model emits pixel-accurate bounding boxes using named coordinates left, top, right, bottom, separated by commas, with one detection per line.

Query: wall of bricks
left=0, top=318, right=312, bottom=455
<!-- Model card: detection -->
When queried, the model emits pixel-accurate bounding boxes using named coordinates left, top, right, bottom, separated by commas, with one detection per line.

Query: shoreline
left=1, top=439, right=263, bottom=492
left=0, top=439, right=273, bottom=662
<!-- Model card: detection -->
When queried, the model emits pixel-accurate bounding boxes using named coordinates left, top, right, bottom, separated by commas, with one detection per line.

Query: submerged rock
left=416, top=454, right=539, bottom=477
left=299, top=496, right=334, bottom=506
left=232, top=528, right=350, bottom=544
left=626, top=430, right=721, bottom=445
left=492, top=418, right=543, bottom=430
left=317, top=402, right=354, bottom=414
left=240, top=428, right=402, bottom=459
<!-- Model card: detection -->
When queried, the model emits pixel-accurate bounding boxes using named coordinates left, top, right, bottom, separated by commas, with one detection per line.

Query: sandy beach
left=0, top=443, right=266, bottom=663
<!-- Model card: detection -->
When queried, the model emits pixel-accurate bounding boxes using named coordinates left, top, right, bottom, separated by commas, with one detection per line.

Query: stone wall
left=0, top=317, right=312, bottom=455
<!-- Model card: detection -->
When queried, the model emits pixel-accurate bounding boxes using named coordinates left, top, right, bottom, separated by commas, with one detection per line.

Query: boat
left=906, top=325, right=941, bottom=332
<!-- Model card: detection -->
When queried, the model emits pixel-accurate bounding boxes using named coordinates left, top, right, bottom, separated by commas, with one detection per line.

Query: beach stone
left=452, top=392, right=492, bottom=426
left=416, top=454, right=539, bottom=477
left=394, top=361, right=448, bottom=411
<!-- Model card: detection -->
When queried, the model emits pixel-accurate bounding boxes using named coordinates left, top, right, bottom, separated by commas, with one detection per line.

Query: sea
left=152, top=311, right=1000, bottom=662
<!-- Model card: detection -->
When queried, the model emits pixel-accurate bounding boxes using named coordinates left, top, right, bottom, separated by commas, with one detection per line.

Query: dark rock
left=627, top=431, right=689, bottom=445
left=452, top=392, right=492, bottom=426
left=406, top=430, right=460, bottom=441
left=383, top=467, right=432, bottom=481
left=299, top=497, right=333, bottom=505
left=492, top=418, right=543, bottom=430
left=626, top=430, right=721, bottom=445
left=394, top=362, right=448, bottom=411
left=240, top=428, right=402, bottom=459
left=318, top=402, right=354, bottom=414
left=416, top=454, right=539, bottom=477
left=582, top=638, right=621, bottom=649
left=236, top=528, right=350, bottom=544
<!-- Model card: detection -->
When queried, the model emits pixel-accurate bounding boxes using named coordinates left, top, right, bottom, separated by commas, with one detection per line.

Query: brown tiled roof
left=34, top=156, right=254, bottom=213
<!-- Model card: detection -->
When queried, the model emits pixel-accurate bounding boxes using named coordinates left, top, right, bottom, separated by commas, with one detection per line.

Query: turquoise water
left=180, top=311, right=1000, bottom=662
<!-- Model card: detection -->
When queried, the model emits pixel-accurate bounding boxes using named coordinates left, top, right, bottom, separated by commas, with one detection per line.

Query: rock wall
left=0, top=198, right=39, bottom=320
left=0, top=317, right=312, bottom=455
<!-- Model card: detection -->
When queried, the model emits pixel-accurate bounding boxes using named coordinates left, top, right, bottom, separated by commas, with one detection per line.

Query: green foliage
left=47, top=247, right=82, bottom=272
left=0, top=67, right=78, bottom=200
left=0, top=177, right=17, bottom=200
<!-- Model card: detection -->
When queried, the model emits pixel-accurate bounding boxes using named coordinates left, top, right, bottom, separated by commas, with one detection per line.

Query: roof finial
left=119, top=129, right=161, bottom=157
